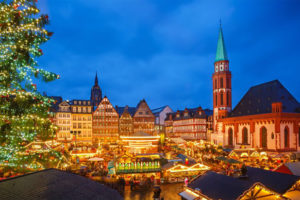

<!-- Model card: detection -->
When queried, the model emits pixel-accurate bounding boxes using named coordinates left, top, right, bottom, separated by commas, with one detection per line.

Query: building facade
left=70, top=100, right=93, bottom=144
left=165, top=107, right=209, bottom=140
left=116, top=106, right=135, bottom=136
left=211, top=26, right=300, bottom=151
left=55, top=101, right=72, bottom=142
left=133, top=99, right=155, bottom=135
left=92, top=96, right=119, bottom=143
left=152, top=106, right=173, bottom=135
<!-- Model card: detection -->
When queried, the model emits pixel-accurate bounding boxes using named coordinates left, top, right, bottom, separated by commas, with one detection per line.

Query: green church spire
left=215, top=24, right=228, bottom=62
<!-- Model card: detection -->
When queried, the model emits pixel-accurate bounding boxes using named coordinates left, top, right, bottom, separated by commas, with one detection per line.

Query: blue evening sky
left=37, top=0, right=300, bottom=111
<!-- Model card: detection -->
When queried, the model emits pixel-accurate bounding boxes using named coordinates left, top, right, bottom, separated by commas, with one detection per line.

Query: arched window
left=220, top=93, right=223, bottom=105
left=215, top=79, right=217, bottom=89
left=260, top=127, right=267, bottom=148
left=226, top=92, right=229, bottom=106
left=226, top=78, right=230, bottom=88
left=284, top=126, right=289, bottom=148
left=242, top=127, right=248, bottom=145
left=228, top=128, right=233, bottom=146
left=220, top=77, right=223, bottom=88
left=215, top=94, right=218, bottom=106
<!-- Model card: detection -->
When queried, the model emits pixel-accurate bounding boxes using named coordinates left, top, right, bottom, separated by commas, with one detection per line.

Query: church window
left=220, top=78, right=223, bottom=88
left=226, top=92, right=229, bottom=105
left=242, top=127, right=248, bottom=144
left=215, top=79, right=217, bottom=89
left=220, top=93, right=223, bottom=105
left=74, top=101, right=77, bottom=104
left=284, top=126, right=289, bottom=148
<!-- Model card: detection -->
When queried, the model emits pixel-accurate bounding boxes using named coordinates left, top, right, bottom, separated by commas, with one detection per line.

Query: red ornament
left=31, top=84, right=37, bottom=90
left=47, top=32, right=54, bottom=37
left=45, top=15, right=49, bottom=20
left=13, top=4, right=19, bottom=9
left=38, top=49, right=43, bottom=55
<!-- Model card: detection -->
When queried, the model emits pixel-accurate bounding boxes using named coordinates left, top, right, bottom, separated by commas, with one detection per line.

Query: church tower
left=90, top=72, right=102, bottom=108
left=213, top=25, right=232, bottom=131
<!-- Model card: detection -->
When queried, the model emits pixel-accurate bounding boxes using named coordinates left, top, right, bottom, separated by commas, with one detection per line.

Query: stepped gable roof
left=230, top=80, right=300, bottom=117
left=166, top=107, right=207, bottom=121
left=0, top=169, right=123, bottom=200
left=188, top=167, right=300, bottom=200
left=115, top=105, right=136, bottom=117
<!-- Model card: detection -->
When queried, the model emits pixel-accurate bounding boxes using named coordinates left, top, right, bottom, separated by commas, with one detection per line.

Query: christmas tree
left=0, top=0, right=62, bottom=172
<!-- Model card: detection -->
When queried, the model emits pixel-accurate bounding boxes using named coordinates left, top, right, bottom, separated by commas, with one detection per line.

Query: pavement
left=123, top=183, right=184, bottom=200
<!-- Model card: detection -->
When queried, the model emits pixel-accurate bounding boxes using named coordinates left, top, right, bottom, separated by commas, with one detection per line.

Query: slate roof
left=188, top=167, right=300, bottom=200
left=0, top=169, right=123, bottom=200
left=151, top=106, right=169, bottom=117
left=230, top=80, right=300, bottom=117
left=49, top=96, right=62, bottom=112
left=165, top=107, right=207, bottom=121
left=115, top=105, right=136, bottom=117
left=203, top=108, right=213, bottom=116
left=69, top=99, right=92, bottom=106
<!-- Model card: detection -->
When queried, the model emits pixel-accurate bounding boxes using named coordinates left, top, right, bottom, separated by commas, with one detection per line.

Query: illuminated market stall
left=114, top=154, right=161, bottom=183
left=164, top=163, right=210, bottom=183
left=120, top=132, right=160, bottom=154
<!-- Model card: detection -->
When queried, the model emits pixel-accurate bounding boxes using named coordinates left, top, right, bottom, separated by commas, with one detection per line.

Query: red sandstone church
left=211, top=26, right=300, bottom=152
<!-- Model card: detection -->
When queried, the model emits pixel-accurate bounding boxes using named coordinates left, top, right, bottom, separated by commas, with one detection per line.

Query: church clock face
left=220, top=64, right=224, bottom=71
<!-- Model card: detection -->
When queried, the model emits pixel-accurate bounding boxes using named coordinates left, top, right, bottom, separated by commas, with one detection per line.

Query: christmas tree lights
left=0, top=0, right=62, bottom=171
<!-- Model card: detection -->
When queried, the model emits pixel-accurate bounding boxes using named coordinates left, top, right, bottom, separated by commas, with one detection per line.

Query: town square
left=0, top=0, right=300, bottom=200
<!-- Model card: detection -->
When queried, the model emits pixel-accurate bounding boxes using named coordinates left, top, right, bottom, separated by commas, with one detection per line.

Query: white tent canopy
left=88, top=157, right=104, bottom=162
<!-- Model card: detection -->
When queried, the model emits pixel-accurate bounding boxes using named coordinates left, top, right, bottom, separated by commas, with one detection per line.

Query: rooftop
left=0, top=169, right=123, bottom=200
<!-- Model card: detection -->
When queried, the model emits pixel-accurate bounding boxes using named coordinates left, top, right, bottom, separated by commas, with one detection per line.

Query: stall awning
left=179, top=190, right=199, bottom=200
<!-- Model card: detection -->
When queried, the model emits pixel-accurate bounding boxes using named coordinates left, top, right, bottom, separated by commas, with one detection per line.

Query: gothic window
left=228, top=128, right=233, bottom=146
left=220, top=77, right=223, bottom=88
left=215, top=79, right=217, bottom=89
left=227, top=78, right=230, bottom=88
left=226, top=92, right=229, bottom=106
left=242, top=127, right=248, bottom=144
left=260, top=127, right=267, bottom=148
left=220, top=93, right=223, bottom=106
left=284, top=126, right=289, bottom=148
